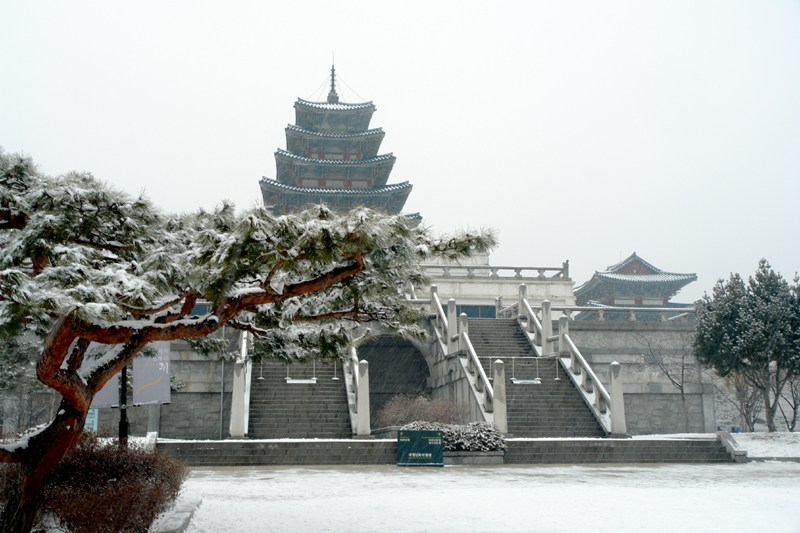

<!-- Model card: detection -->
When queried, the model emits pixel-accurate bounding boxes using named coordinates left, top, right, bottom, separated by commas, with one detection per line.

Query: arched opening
left=356, top=335, right=430, bottom=425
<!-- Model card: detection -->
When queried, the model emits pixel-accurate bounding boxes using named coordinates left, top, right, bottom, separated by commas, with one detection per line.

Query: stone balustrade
left=422, top=262, right=570, bottom=281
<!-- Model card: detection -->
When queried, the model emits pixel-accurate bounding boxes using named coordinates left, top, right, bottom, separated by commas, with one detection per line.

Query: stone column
left=518, top=284, right=527, bottom=322
left=541, top=300, right=553, bottom=355
left=458, top=313, right=469, bottom=355
left=447, top=299, right=458, bottom=355
left=492, top=360, right=508, bottom=433
left=558, top=316, right=569, bottom=356
left=609, top=361, right=627, bottom=436
left=229, top=331, right=248, bottom=438
left=356, top=360, right=371, bottom=437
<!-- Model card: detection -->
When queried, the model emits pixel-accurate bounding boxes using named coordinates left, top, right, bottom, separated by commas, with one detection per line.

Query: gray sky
left=2, top=1, right=799, bottom=303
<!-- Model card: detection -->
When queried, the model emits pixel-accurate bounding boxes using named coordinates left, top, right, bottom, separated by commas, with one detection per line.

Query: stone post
left=492, top=360, right=508, bottom=433
left=541, top=300, right=553, bottom=355
left=518, top=284, right=527, bottom=322
left=357, top=360, right=371, bottom=437
left=430, top=285, right=438, bottom=315
left=458, top=313, right=470, bottom=371
left=229, top=331, right=248, bottom=438
left=558, top=316, right=569, bottom=356
left=495, top=297, right=502, bottom=318
left=447, top=299, right=458, bottom=355
left=609, top=361, right=627, bottom=436
left=229, top=362, right=247, bottom=438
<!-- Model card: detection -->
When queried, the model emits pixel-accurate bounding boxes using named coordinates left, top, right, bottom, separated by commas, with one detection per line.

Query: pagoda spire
left=326, top=64, right=339, bottom=104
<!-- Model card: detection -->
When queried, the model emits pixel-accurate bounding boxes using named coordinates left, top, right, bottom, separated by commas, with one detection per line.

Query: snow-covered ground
left=183, top=461, right=800, bottom=533
left=732, top=432, right=800, bottom=458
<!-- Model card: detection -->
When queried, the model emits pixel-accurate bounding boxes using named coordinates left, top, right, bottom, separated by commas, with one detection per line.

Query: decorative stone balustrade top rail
left=421, top=263, right=570, bottom=281
left=551, top=305, right=696, bottom=322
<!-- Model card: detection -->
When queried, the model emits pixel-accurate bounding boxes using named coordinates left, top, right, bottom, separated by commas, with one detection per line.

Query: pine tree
left=694, top=260, right=800, bottom=432
left=0, top=149, right=496, bottom=532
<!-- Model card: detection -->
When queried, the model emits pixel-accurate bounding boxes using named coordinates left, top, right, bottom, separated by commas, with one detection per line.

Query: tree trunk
left=0, top=401, right=87, bottom=533
left=680, top=391, right=689, bottom=433
left=764, top=389, right=777, bottom=432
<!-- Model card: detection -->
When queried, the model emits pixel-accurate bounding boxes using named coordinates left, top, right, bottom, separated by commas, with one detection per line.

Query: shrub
left=374, top=393, right=463, bottom=427
left=0, top=432, right=188, bottom=533
left=401, top=421, right=507, bottom=452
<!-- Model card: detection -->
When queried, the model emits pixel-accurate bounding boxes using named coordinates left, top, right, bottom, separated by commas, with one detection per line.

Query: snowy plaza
left=181, top=461, right=800, bottom=533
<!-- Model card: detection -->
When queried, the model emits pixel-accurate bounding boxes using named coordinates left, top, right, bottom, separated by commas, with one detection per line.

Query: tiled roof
left=594, top=272, right=697, bottom=283
left=275, top=149, right=394, bottom=165
left=285, top=124, right=383, bottom=139
left=594, top=253, right=697, bottom=284
left=259, top=178, right=411, bottom=195
left=295, top=98, right=374, bottom=111
left=605, top=252, right=659, bottom=274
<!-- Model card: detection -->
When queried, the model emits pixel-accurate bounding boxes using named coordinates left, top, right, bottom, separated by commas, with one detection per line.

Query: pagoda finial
left=327, top=64, right=339, bottom=104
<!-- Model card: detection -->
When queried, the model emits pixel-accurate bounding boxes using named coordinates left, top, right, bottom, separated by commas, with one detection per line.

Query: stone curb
left=150, top=492, right=202, bottom=533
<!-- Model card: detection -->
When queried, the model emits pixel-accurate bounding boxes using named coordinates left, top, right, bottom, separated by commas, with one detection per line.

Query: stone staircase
left=467, top=318, right=606, bottom=438
left=247, top=360, right=351, bottom=439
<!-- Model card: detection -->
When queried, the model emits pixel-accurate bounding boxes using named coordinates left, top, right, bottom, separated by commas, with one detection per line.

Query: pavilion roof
left=259, top=178, right=411, bottom=195
left=295, top=98, right=375, bottom=111
left=274, top=149, right=394, bottom=166
left=285, top=124, right=384, bottom=139
left=574, top=252, right=697, bottom=303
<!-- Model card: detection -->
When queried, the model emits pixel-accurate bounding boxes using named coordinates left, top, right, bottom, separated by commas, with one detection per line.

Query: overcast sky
left=2, top=1, right=799, bottom=303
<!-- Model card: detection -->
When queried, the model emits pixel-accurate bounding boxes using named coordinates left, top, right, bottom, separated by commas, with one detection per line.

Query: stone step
left=468, top=317, right=606, bottom=438
left=157, top=438, right=734, bottom=466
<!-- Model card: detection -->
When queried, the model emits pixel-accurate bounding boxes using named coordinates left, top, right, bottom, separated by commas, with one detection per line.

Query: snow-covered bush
left=374, top=394, right=463, bottom=427
left=0, top=432, right=188, bottom=533
left=401, top=421, right=507, bottom=452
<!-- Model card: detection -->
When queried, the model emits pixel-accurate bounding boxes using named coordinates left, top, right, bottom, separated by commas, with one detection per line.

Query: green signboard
left=397, top=430, right=444, bottom=467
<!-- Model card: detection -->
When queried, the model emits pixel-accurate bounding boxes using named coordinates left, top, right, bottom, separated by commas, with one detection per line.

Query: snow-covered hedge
left=401, top=421, right=507, bottom=452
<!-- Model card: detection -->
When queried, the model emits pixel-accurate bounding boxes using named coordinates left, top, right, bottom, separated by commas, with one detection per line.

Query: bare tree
left=634, top=331, right=704, bottom=432
left=778, top=374, right=800, bottom=432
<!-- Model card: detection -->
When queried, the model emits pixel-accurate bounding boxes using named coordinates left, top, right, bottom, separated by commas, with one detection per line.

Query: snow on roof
left=259, top=178, right=411, bottom=195
left=285, top=124, right=384, bottom=139
left=295, top=98, right=374, bottom=111
left=275, top=149, right=394, bottom=166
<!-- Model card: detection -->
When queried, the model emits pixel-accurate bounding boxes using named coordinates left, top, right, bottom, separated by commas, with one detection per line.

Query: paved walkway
left=169, top=462, right=800, bottom=533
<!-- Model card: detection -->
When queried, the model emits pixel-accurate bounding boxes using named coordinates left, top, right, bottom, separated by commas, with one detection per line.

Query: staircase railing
left=458, top=315, right=493, bottom=412
left=345, top=346, right=370, bottom=437
left=428, top=286, right=507, bottom=432
left=502, top=284, right=628, bottom=436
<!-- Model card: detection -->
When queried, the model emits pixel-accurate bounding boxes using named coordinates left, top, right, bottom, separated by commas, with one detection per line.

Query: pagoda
left=574, top=253, right=697, bottom=310
left=260, top=66, right=412, bottom=215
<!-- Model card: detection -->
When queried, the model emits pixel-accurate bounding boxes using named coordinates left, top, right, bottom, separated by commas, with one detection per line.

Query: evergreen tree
left=694, top=260, right=800, bottom=432
left=0, top=148, right=496, bottom=532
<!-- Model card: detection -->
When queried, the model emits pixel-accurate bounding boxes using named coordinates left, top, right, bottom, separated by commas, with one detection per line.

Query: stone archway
left=356, top=335, right=431, bottom=425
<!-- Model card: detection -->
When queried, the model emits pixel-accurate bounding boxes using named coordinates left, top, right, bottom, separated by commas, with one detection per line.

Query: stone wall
left=568, top=321, right=716, bottom=434
left=97, top=340, right=235, bottom=439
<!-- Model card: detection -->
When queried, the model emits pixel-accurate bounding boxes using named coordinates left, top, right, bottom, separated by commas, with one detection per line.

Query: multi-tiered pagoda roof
left=260, top=67, right=411, bottom=215
left=574, top=253, right=697, bottom=307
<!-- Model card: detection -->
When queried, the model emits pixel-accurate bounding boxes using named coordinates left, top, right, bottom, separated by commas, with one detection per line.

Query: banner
left=82, top=343, right=120, bottom=408
left=132, top=341, right=171, bottom=405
